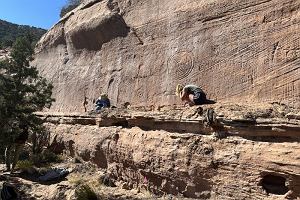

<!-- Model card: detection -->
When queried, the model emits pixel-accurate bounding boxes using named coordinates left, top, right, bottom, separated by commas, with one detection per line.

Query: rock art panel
left=33, top=0, right=300, bottom=112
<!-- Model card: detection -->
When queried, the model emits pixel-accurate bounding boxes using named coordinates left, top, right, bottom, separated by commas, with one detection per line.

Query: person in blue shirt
left=95, top=94, right=110, bottom=111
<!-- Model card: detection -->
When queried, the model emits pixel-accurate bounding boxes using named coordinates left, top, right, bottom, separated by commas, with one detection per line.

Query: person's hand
left=179, top=91, right=183, bottom=98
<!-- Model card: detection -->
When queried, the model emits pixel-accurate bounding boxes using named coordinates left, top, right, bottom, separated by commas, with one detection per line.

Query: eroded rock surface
left=33, top=0, right=300, bottom=112
left=41, top=104, right=300, bottom=199
left=29, top=0, right=300, bottom=198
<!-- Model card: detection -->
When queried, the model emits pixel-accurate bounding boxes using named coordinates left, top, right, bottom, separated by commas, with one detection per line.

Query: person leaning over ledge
left=176, top=84, right=211, bottom=106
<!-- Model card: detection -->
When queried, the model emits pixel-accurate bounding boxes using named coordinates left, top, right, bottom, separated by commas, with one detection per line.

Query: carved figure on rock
left=176, top=84, right=215, bottom=106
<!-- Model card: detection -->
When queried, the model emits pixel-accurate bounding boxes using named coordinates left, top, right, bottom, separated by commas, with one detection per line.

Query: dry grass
left=75, top=184, right=99, bottom=200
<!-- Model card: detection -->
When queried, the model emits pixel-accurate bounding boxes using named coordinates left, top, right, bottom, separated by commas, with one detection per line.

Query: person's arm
left=180, top=87, right=188, bottom=101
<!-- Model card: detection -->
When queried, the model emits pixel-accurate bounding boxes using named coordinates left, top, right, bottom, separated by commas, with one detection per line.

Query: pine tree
left=0, top=36, right=54, bottom=156
left=60, top=0, right=82, bottom=18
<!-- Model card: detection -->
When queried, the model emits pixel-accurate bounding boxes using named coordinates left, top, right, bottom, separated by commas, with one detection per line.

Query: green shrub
left=42, top=150, right=63, bottom=163
left=31, top=150, right=63, bottom=166
left=75, top=184, right=98, bottom=200
left=0, top=36, right=54, bottom=164
left=16, top=160, right=34, bottom=172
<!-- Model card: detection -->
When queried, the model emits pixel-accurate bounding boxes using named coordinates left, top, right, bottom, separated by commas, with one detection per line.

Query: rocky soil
left=0, top=161, right=167, bottom=200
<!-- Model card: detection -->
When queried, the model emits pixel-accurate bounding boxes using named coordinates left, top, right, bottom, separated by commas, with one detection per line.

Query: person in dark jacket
left=5, top=124, right=29, bottom=172
left=176, top=84, right=209, bottom=106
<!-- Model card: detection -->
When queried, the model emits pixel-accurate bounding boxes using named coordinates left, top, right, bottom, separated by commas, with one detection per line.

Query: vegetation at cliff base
left=0, top=36, right=54, bottom=158
left=0, top=19, right=46, bottom=48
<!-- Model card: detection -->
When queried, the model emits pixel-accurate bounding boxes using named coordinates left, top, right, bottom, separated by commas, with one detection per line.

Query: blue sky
left=0, top=0, right=67, bottom=30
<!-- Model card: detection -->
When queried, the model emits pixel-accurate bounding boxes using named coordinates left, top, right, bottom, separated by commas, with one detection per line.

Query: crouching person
left=176, top=84, right=208, bottom=106
left=95, top=94, right=110, bottom=111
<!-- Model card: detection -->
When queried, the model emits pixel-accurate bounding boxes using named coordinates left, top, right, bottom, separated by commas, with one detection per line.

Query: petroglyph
left=33, top=0, right=300, bottom=111
left=167, top=51, right=194, bottom=80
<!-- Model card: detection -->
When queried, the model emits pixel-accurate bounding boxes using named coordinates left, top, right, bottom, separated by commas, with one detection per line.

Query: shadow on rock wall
left=68, top=13, right=130, bottom=51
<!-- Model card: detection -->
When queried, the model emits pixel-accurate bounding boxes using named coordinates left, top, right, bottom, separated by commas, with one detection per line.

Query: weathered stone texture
left=42, top=104, right=300, bottom=199
left=46, top=125, right=300, bottom=199
left=33, top=0, right=300, bottom=112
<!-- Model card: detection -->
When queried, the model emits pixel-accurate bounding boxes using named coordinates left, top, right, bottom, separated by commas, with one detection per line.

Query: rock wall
left=33, top=0, right=300, bottom=112
left=48, top=125, right=300, bottom=199
left=42, top=104, right=300, bottom=199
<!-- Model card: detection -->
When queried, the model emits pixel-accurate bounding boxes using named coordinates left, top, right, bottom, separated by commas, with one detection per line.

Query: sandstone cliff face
left=41, top=104, right=300, bottom=199
left=30, top=1, right=300, bottom=198
left=33, top=0, right=300, bottom=112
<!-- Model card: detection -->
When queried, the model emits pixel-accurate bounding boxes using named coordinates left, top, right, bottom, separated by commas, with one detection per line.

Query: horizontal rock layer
left=33, top=0, right=300, bottom=112
left=42, top=104, right=300, bottom=199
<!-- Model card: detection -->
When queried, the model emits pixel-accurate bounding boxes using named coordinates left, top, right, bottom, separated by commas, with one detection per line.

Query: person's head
left=175, top=84, right=183, bottom=96
left=99, top=93, right=108, bottom=100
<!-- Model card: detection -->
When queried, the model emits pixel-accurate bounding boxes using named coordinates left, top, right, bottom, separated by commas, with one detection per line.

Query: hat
left=175, top=84, right=183, bottom=96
